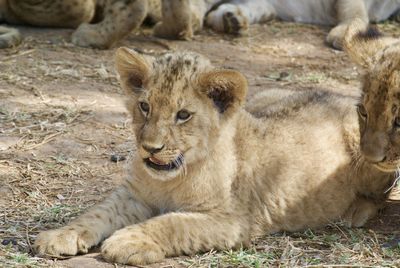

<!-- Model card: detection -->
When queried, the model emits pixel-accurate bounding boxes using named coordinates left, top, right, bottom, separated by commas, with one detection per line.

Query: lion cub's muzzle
left=141, top=143, right=184, bottom=171
left=374, top=153, right=400, bottom=173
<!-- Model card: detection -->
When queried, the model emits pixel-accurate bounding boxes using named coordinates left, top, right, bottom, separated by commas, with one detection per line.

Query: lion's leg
left=34, top=184, right=152, bottom=257
left=71, top=0, right=148, bottom=49
left=342, top=196, right=383, bottom=227
left=101, top=212, right=245, bottom=265
left=327, top=0, right=368, bottom=49
left=0, top=0, right=95, bottom=48
left=153, top=0, right=194, bottom=40
left=153, top=0, right=219, bottom=40
left=7, top=0, right=95, bottom=27
left=206, top=0, right=276, bottom=35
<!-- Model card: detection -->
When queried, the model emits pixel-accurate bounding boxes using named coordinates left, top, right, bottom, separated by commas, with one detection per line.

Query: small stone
left=110, top=154, right=126, bottom=162
left=2, top=238, right=17, bottom=246
left=277, top=71, right=290, bottom=81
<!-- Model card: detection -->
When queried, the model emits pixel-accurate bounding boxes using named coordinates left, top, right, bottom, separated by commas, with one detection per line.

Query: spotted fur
left=0, top=0, right=221, bottom=49
left=34, top=48, right=395, bottom=265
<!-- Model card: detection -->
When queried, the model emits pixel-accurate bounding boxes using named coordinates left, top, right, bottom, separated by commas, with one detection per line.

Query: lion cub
left=34, top=48, right=395, bottom=265
left=343, top=19, right=400, bottom=175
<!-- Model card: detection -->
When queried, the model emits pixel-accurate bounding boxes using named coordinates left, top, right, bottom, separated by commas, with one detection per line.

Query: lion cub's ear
left=198, top=69, right=247, bottom=115
left=343, top=18, right=394, bottom=69
left=115, top=47, right=152, bottom=94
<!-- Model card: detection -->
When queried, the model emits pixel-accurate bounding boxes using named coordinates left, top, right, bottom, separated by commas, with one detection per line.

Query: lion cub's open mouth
left=144, top=156, right=182, bottom=171
left=375, top=162, right=399, bottom=173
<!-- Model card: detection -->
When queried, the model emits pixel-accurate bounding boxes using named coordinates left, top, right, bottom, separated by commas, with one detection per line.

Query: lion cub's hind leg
left=72, top=0, right=149, bottom=48
left=342, top=197, right=382, bottom=228
left=206, top=0, right=275, bottom=35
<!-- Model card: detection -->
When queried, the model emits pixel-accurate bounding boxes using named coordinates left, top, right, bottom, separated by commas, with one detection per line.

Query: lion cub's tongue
left=149, top=156, right=167, bottom=165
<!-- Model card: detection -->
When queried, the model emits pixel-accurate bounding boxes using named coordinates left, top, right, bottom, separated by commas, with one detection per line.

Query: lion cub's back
left=246, top=88, right=356, bottom=121
left=242, top=89, right=360, bottom=231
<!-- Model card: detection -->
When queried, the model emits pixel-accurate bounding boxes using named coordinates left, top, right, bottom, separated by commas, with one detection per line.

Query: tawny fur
left=2, top=0, right=399, bottom=49
left=34, top=48, right=396, bottom=265
left=344, top=18, right=400, bottom=174
left=206, top=0, right=400, bottom=49
left=0, top=0, right=220, bottom=49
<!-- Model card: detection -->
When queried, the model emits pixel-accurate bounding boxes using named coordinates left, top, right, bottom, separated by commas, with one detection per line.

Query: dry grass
left=0, top=105, right=118, bottom=267
left=177, top=225, right=400, bottom=268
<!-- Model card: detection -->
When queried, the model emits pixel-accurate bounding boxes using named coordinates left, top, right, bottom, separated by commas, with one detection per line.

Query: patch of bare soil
left=1, top=21, right=399, bottom=267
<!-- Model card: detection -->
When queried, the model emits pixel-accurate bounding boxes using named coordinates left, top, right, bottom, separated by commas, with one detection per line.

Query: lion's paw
left=206, top=4, right=249, bottom=35
left=71, top=23, right=111, bottom=49
left=101, top=228, right=164, bottom=265
left=153, top=21, right=193, bottom=40
left=34, top=227, right=97, bottom=257
left=326, top=23, right=349, bottom=50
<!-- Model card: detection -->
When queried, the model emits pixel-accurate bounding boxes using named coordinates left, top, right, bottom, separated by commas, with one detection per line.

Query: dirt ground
left=1, top=21, right=400, bottom=267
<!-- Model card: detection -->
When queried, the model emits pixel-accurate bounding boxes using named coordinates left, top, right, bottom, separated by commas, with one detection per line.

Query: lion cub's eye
left=357, top=104, right=367, bottom=118
left=395, top=117, right=400, bottom=128
left=176, top=109, right=191, bottom=122
left=139, top=101, right=150, bottom=114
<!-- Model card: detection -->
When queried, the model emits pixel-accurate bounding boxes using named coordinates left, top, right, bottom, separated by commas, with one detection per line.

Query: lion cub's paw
left=101, top=228, right=164, bottom=265
left=34, top=227, right=97, bottom=257
left=153, top=21, right=193, bottom=40
left=206, top=4, right=249, bottom=35
left=342, top=198, right=380, bottom=228
left=71, top=23, right=111, bottom=49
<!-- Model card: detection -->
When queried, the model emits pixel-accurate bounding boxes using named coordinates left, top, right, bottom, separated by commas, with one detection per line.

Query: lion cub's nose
left=142, top=144, right=165, bottom=154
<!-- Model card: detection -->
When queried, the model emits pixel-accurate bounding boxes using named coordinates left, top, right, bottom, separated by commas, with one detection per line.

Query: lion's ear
left=343, top=18, right=391, bottom=69
left=198, top=69, right=247, bottom=115
left=115, top=47, right=152, bottom=94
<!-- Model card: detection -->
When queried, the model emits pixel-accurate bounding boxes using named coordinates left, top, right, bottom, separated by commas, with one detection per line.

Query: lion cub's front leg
left=101, top=212, right=244, bottom=265
left=34, top=185, right=152, bottom=257
left=342, top=197, right=383, bottom=227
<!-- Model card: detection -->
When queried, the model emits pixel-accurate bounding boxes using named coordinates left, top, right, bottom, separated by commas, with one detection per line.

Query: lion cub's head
left=344, top=19, right=400, bottom=172
left=115, top=48, right=247, bottom=180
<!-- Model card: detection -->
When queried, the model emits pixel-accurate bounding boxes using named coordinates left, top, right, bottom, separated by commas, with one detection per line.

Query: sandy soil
left=1, top=21, right=400, bottom=267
